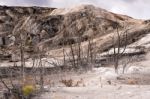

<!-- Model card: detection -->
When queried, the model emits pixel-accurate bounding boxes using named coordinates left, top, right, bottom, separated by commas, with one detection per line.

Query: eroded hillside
left=0, top=4, right=150, bottom=61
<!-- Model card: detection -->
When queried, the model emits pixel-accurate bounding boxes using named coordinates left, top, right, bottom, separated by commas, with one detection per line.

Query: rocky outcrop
left=0, top=6, right=55, bottom=45
left=0, top=4, right=149, bottom=61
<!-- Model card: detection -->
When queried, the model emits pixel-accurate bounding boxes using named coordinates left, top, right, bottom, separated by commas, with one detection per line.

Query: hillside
left=0, top=4, right=150, bottom=62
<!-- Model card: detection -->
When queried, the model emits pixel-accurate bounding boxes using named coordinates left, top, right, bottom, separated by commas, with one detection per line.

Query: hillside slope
left=0, top=4, right=150, bottom=60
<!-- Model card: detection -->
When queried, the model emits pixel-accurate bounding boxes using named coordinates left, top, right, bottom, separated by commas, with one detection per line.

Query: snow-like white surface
left=46, top=85, right=150, bottom=99
left=127, top=66, right=143, bottom=74
left=103, top=70, right=118, bottom=80
left=93, top=67, right=119, bottom=80
left=34, top=65, right=150, bottom=99
left=100, top=32, right=150, bottom=57
left=100, top=47, right=141, bottom=56
left=129, top=33, right=150, bottom=48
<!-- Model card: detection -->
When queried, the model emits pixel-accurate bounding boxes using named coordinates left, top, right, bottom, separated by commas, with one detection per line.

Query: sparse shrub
left=127, top=79, right=138, bottom=85
left=3, top=84, right=36, bottom=99
left=22, top=85, right=35, bottom=97
left=60, top=79, right=73, bottom=87
left=60, top=78, right=85, bottom=87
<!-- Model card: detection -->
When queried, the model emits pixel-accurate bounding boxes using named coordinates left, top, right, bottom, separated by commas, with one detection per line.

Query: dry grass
left=60, top=79, right=73, bottom=87
left=127, top=79, right=138, bottom=85
left=60, top=78, right=85, bottom=87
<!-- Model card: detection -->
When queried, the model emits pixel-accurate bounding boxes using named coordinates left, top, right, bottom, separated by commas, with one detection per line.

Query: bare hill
left=0, top=4, right=150, bottom=60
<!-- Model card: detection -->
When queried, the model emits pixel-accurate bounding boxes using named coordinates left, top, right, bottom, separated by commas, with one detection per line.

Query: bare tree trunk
left=39, top=55, right=44, bottom=91
left=111, top=23, right=128, bottom=73
left=20, top=39, right=25, bottom=83
left=76, top=37, right=82, bottom=67
left=63, top=47, right=66, bottom=66
left=70, top=44, right=76, bottom=68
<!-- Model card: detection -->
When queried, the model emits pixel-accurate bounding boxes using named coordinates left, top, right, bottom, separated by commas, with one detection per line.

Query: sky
left=0, top=0, right=149, bottom=19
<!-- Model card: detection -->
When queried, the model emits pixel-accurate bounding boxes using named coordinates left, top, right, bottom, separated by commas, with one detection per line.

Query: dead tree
left=0, top=16, right=44, bottom=98
left=111, top=23, right=129, bottom=73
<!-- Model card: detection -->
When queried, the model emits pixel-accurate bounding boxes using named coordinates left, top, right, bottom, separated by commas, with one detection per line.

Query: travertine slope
left=0, top=4, right=150, bottom=60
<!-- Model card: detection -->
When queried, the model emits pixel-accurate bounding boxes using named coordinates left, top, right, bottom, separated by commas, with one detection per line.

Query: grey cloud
left=0, top=0, right=52, bottom=7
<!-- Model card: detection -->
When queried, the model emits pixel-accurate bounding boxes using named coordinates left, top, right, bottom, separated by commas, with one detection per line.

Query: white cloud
left=0, top=0, right=150, bottom=19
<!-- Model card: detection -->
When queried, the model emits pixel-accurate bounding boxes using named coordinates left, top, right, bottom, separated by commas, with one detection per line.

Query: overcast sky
left=0, top=0, right=149, bottom=19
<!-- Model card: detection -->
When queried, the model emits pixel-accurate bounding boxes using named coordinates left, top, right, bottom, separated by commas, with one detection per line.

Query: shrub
left=60, top=79, right=73, bottom=87
left=22, top=85, right=35, bottom=97
left=127, top=79, right=138, bottom=85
